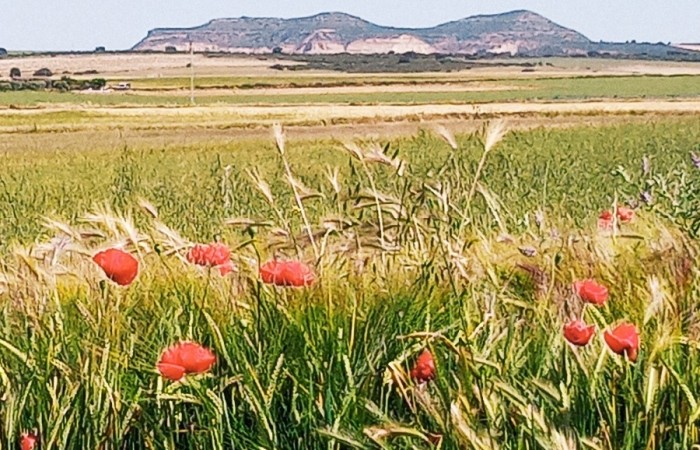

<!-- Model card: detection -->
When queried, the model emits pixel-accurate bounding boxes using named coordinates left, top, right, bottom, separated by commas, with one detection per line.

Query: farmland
left=1, top=53, right=700, bottom=449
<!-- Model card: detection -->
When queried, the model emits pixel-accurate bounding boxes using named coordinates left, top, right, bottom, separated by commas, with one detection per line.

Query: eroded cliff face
left=345, top=35, right=437, bottom=54
left=132, top=10, right=593, bottom=56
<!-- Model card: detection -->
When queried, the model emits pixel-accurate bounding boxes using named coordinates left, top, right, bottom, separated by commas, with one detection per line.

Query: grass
left=1, top=75, right=699, bottom=107
left=2, top=116, right=700, bottom=448
left=1, top=117, right=699, bottom=246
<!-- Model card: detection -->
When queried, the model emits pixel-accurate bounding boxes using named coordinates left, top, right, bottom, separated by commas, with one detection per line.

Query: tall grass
left=1, top=118, right=700, bottom=448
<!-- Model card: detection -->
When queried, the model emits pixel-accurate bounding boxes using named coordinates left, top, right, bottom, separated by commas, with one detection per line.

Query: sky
left=1, top=0, right=698, bottom=51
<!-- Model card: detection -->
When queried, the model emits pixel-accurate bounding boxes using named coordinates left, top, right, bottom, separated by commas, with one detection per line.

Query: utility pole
left=189, top=40, right=195, bottom=105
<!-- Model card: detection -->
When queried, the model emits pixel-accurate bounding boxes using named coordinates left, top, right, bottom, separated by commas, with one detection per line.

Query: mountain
left=132, top=10, right=698, bottom=58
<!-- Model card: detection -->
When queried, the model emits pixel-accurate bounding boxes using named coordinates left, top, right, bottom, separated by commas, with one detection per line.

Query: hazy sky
left=1, top=0, right=698, bottom=51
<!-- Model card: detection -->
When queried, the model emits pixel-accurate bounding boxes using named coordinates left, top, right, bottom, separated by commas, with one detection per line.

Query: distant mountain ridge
left=132, top=10, right=699, bottom=59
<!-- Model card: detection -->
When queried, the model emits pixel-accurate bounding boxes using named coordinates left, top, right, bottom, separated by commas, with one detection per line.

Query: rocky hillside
left=132, top=10, right=593, bottom=56
left=132, top=10, right=700, bottom=59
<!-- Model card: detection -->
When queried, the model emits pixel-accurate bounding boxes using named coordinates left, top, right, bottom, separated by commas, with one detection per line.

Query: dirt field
left=0, top=53, right=301, bottom=79
left=3, top=53, right=700, bottom=81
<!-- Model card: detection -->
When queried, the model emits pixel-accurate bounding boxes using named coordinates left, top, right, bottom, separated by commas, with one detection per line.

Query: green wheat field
left=2, top=114, right=700, bottom=449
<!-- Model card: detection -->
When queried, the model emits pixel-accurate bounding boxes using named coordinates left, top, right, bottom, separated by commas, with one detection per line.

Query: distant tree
left=9, top=67, right=21, bottom=79
left=94, top=46, right=106, bottom=53
left=272, top=47, right=283, bottom=55
left=0, top=48, right=7, bottom=58
left=164, top=46, right=177, bottom=53
left=33, top=68, right=53, bottom=77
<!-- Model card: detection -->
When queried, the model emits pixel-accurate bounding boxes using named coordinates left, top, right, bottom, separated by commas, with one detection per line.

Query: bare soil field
left=0, top=53, right=301, bottom=79
left=3, top=53, right=700, bottom=82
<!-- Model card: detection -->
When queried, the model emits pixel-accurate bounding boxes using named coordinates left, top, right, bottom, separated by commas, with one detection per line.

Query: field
left=2, top=53, right=700, bottom=449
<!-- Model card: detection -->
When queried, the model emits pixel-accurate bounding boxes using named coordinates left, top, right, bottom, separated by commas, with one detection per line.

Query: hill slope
left=132, top=10, right=699, bottom=59
left=132, top=10, right=592, bottom=56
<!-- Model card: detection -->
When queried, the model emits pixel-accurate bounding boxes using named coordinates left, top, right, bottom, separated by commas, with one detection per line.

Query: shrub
left=9, top=67, right=21, bottom=78
left=24, top=80, right=48, bottom=90
left=51, top=80, right=70, bottom=92
left=33, top=67, right=53, bottom=77
left=88, top=78, right=107, bottom=89
left=58, top=76, right=84, bottom=90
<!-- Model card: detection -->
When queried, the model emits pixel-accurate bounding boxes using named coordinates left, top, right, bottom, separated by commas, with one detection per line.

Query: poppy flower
left=604, top=322, right=640, bottom=362
left=93, top=248, right=139, bottom=286
left=574, top=279, right=609, bottom=306
left=187, top=243, right=234, bottom=276
left=563, top=319, right=595, bottom=346
left=187, top=243, right=230, bottom=267
left=260, top=260, right=315, bottom=287
left=598, top=210, right=613, bottom=230
left=157, top=341, right=216, bottom=381
left=617, top=206, right=635, bottom=223
left=20, top=432, right=38, bottom=450
left=410, top=349, right=436, bottom=383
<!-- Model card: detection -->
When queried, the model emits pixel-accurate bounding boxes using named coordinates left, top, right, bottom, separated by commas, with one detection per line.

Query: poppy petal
left=157, top=363, right=186, bottom=381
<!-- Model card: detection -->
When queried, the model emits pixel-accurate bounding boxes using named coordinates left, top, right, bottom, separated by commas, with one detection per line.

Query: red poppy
left=617, top=206, right=635, bottom=223
left=604, top=322, right=640, bottom=362
left=187, top=243, right=230, bottom=267
left=574, top=279, right=609, bottom=306
left=20, top=432, right=38, bottom=450
left=157, top=341, right=216, bottom=381
left=260, top=260, right=315, bottom=287
left=187, top=243, right=234, bottom=276
left=563, top=319, right=595, bottom=346
left=410, top=349, right=436, bottom=383
left=598, top=210, right=613, bottom=230
left=93, top=248, right=139, bottom=286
